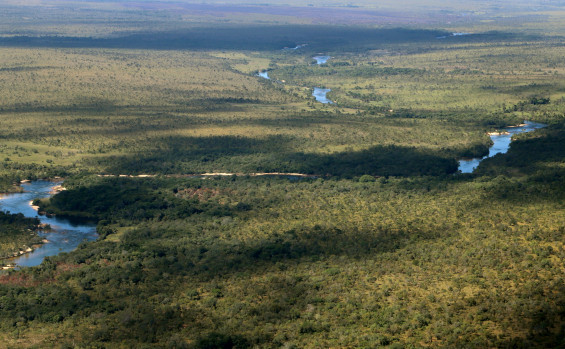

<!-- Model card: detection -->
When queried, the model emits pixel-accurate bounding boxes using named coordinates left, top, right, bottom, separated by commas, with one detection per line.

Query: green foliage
left=194, top=332, right=250, bottom=349
left=1, top=3, right=565, bottom=347
left=0, top=212, right=41, bottom=260
left=2, top=159, right=565, bottom=347
left=358, top=174, right=375, bottom=182
left=38, top=177, right=234, bottom=224
left=477, top=124, right=565, bottom=179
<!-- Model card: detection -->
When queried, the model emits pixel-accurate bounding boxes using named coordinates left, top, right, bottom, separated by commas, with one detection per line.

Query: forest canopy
left=0, top=1, right=564, bottom=348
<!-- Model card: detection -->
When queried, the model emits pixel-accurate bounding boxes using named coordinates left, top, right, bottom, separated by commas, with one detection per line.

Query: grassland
left=2, top=31, right=564, bottom=183
left=0, top=1, right=564, bottom=348
left=0, top=43, right=497, bottom=181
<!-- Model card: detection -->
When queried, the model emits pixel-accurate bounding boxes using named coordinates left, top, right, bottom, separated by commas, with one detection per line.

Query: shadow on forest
left=0, top=26, right=449, bottom=51
left=84, top=134, right=457, bottom=177
left=0, top=98, right=263, bottom=116
left=0, top=99, right=123, bottom=115
left=38, top=220, right=439, bottom=345
left=0, top=27, right=537, bottom=52
left=477, top=126, right=565, bottom=175
left=118, top=223, right=436, bottom=282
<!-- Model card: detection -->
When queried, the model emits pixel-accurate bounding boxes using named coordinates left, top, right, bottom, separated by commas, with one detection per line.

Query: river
left=257, top=69, right=333, bottom=105
left=283, top=44, right=307, bottom=51
left=313, top=87, right=333, bottom=104
left=0, top=180, right=97, bottom=268
left=458, top=121, right=546, bottom=173
left=257, top=70, right=270, bottom=79
left=313, top=56, right=331, bottom=65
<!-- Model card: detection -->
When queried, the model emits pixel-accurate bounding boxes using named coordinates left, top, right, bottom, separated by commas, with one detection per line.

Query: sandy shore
left=487, top=131, right=510, bottom=136
left=98, top=172, right=320, bottom=178
left=29, top=200, right=39, bottom=211
left=0, top=239, right=49, bottom=270
left=49, top=184, right=66, bottom=195
left=201, top=172, right=235, bottom=176
left=506, top=123, right=527, bottom=128
left=98, top=174, right=157, bottom=178
left=487, top=122, right=529, bottom=135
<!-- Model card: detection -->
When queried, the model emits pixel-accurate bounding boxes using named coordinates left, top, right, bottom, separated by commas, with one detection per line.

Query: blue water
left=313, top=56, right=331, bottom=65
left=257, top=71, right=270, bottom=79
left=313, top=87, right=333, bottom=104
left=0, top=180, right=97, bottom=268
left=437, top=33, right=473, bottom=40
left=284, top=44, right=307, bottom=50
left=259, top=71, right=333, bottom=104
left=458, top=121, right=546, bottom=173
left=258, top=61, right=333, bottom=104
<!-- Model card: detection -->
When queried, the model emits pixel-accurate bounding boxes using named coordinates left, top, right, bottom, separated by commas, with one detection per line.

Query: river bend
left=0, top=181, right=97, bottom=268
left=458, top=121, right=546, bottom=173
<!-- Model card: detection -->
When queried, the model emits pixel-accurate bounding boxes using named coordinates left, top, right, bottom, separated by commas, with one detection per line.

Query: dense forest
left=0, top=0, right=564, bottom=348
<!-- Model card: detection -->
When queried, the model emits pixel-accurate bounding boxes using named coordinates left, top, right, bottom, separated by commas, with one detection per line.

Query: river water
left=257, top=62, right=334, bottom=105
left=257, top=70, right=333, bottom=105
left=257, top=70, right=270, bottom=80
left=458, top=121, right=546, bottom=173
left=313, top=56, right=331, bottom=65
left=0, top=180, right=97, bottom=268
left=313, top=87, right=333, bottom=104
left=284, top=44, right=307, bottom=51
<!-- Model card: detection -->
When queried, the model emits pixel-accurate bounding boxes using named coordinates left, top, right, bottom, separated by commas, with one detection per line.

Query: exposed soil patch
left=175, top=187, right=222, bottom=202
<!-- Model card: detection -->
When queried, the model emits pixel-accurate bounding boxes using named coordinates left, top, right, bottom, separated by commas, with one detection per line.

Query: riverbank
left=1, top=246, right=35, bottom=270
left=458, top=121, right=547, bottom=173
left=487, top=123, right=529, bottom=136
left=0, top=192, right=48, bottom=262
left=0, top=223, right=46, bottom=270
left=49, top=184, right=66, bottom=195
left=313, top=87, right=333, bottom=104
left=0, top=205, right=51, bottom=268
left=0, top=180, right=97, bottom=268
left=1, top=234, right=53, bottom=270
left=98, top=172, right=322, bottom=179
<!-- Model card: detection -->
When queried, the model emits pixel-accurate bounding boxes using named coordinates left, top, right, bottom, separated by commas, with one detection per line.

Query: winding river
left=458, top=121, right=546, bottom=173
left=258, top=53, right=335, bottom=104
left=0, top=180, right=97, bottom=268
left=0, top=63, right=547, bottom=268
left=257, top=62, right=544, bottom=165
left=257, top=70, right=333, bottom=104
